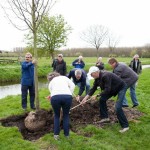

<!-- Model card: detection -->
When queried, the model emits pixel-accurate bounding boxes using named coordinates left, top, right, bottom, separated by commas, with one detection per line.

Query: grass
left=0, top=57, right=150, bottom=149
left=0, top=57, right=150, bottom=82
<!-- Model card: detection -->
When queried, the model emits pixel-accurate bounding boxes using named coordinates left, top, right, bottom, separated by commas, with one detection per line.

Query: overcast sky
left=0, top=0, right=150, bottom=51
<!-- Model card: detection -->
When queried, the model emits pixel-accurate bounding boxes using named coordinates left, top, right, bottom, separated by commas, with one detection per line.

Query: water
left=0, top=79, right=48, bottom=99
left=0, top=65, right=149, bottom=99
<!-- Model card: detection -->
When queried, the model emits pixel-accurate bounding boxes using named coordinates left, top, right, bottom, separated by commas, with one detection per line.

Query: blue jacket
left=72, top=59, right=85, bottom=69
left=67, top=68, right=87, bottom=96
left=21, top=61, right=34, bottom=86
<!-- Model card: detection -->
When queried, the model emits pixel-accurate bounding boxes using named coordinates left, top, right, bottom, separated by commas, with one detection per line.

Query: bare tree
left=1, top=0, right=56, bottom=110
left=106, top=32, right=120, bottom=55
left=80, top=25, right=108, bottom=58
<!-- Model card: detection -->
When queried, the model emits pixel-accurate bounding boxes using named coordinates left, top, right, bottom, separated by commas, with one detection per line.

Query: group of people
left=21, top=52, right=142, bottom=140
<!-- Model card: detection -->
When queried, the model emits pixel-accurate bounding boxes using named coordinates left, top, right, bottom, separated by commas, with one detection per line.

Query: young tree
left=106, top=32, right=120, bottom=56
left=2, top=0, right=56, bottom=110
left=26, top=14, right=72, bottom=59
left=80, top=25, right=108, bottom=58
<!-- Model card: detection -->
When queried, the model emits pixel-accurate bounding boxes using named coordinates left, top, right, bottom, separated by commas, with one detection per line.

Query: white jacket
left=49, top=76, right=75, bottom=97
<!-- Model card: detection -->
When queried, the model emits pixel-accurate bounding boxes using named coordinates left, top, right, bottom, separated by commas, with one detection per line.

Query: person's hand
left=76, top=95, right=80, bottom=102
left=32, top=59, right=37, bottom=64
left=91, top=95, right=97, bottom=100
left=45, top=95, right=51, bottom=101
left=80, top=98, right=87, bottom=105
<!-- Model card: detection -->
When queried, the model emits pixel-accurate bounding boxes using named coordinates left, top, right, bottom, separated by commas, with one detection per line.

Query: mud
left=0, top=98, right=143, bottom=141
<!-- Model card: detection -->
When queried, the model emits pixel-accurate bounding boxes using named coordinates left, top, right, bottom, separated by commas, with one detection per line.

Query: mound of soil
left=0, top=98, right=143, bottom=141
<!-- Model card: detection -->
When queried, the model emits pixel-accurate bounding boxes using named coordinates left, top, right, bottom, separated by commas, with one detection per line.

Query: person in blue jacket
left=72, top=55, right=85, bottom=69
left=67, top=68, right=90, bottom=102
left=21, top=52, right=36, bottom=110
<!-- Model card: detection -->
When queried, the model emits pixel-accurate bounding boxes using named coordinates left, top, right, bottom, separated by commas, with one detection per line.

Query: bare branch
left=80, top=25, right=108, bottom=57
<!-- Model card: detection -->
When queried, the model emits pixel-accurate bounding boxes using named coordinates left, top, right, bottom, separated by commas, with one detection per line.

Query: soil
left=0, top=97, right=143, bottom=141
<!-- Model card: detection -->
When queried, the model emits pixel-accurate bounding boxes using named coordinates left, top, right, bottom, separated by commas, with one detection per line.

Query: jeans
left=51, top=95, right=72, bottom=136
left=122, top=82, right=139, bottom=106
left=21, top=85, right=35, bottom=109
left=99, top=85, right=129, bottom=128
left=76, top=77, right=90, bottom=94
left=115, top=86, right=129, bottom=128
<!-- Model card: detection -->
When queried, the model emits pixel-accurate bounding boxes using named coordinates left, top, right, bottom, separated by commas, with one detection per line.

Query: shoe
left=119, top=127, right=129, bottom=133
left=132, top=104, right=139, bottom=108
left=98, top=118, right=110, bottom=123
left=65, top=136, right=69, bottom=139
left=54, top=135, right=59, bottom=140
left=122, top=105, right=129, bottom=107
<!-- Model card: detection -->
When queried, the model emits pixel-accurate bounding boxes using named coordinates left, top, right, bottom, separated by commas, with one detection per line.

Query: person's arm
left=22, top=61, right=33, bottom=69
left=81, top=94, right=90, bottom=104
left=63, top=61, right=67, bottom=75
left=139, top=62, right=142, bottom=73
left=78, top=76, right=86, bottom=96
left=80, top=61, right=85, bottom=68
left=67, top=70, right=72, bottom=79
left=72, top=59, right=77, bottom=66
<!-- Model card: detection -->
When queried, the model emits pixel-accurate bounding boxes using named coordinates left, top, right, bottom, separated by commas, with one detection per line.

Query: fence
left=0, top=58, right=18, bottom=64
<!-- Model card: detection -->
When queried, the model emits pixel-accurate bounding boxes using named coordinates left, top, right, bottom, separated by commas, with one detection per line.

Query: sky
left=0, top=0, right=150, bottom=51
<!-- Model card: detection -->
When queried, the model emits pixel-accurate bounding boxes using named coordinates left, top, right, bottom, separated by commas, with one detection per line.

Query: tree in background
left=106, top=32, right=120, bottom=57
left=80, top=25, right=108, bottom=58
left=1, top=0, right=56, bottom=111
left=26, top=14, right=72, bottom=59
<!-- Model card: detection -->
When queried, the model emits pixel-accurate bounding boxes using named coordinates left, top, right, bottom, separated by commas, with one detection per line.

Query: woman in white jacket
left=47, top=72, right=75, bottom=140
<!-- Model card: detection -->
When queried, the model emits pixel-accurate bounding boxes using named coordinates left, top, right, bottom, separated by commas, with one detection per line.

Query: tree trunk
left=32, top=0, right=39, bottom=111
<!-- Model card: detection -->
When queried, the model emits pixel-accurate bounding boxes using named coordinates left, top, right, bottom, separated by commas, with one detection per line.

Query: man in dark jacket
left=67, top=68, right=90, bottom=102
left=21, top=52, right=36, bottom=110
left=108, top=58, right=139, bottom=108
left=54, top=54, right=66, bottom=76
left=81, top=66, right=129, bottom=133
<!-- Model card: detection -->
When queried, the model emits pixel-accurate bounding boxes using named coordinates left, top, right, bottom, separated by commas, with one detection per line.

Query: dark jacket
left=113, top=63, right=138, bottom=87
left=96, top=62, right=104, bottom=70
left=72, top=59, right=85, bottom=69
left=67, top=68, right=87, bottom=96
left=51, top=59, right=58, bottom=71
left=21, top=61, right=34, bottom=86
left=88, top=71, right=125, bottom=97
left=54, top=59, right=66, bottom=75
left=129, top=59, right=142, bottom=74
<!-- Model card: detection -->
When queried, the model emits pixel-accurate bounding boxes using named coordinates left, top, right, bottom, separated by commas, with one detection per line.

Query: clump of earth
left=0, top=97, right=143, bottom=141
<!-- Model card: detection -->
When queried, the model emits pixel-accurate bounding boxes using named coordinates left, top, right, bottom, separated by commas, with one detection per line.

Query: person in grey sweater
left=108, top=58, right=139, bottom=108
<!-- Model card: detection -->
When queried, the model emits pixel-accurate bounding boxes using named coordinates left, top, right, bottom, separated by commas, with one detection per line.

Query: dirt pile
left=0, top=98, right=143, bottom=141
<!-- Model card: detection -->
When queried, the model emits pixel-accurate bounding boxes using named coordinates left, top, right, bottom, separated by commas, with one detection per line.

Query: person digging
left=81, top=66, right=129, bottom=133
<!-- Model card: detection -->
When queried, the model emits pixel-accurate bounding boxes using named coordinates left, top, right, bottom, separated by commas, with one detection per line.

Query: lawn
left=0, top=60, right=150, bottom=149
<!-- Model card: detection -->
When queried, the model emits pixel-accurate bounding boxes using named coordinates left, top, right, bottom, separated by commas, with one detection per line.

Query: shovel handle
left=70, top=98, right=92, bottom=111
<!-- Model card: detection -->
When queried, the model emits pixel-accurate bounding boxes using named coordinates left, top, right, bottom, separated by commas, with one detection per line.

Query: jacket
left=21, top=61, right=34, bottom=86
left=129, top=59, right=142, bottom=74
left=88, top=71, right=125, bottom=97
left=54, top=59, right=67, bottom=75
left=96, top=62, right=104, bottom=70
left=113, top=63, right=138, bottom=87
left=67, top=68, right=87, bottom=96
left=72, top=59, right=85, bottom=69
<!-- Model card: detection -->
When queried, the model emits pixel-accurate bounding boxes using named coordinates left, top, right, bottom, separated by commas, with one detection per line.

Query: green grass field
left=0, top=57, right=150, bottom=82
left=0, top=56, right=150, bottom=150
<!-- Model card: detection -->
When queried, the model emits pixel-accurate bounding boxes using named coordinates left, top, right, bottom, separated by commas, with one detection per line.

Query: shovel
left=70, top=97, right=92, bottom=111
left=70, top=94, right=100, bottom=111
